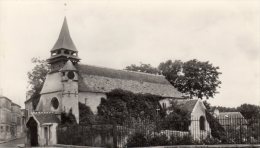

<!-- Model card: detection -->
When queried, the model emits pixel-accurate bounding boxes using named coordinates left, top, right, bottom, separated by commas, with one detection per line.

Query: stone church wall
left=37, top=92, right=62, bottom=113
left=78, top=92, right=106, bottom=114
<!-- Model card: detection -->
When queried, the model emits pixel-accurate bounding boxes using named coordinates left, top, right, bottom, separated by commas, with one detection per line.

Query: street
left=0, top=137, right=25, bottom=148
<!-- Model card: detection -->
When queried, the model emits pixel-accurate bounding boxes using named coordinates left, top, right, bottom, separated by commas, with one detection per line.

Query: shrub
left=205, top=111, right=226, bottom=142
left=169, top=134, right=194, bottom=145
left=148, top=134, right=170, bottom=146
left=126, top=132, right=148, bottom=147
left=202, top=136, right=221, bottom=145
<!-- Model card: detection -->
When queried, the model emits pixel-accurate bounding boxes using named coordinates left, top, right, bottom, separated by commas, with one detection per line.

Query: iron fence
left=57, top=117, right=260, bottom=147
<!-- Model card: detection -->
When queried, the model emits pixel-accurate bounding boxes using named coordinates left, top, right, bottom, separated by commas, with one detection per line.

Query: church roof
left=175, top=99, right=198, bottom=113
left=77, top=64, right=183, bottom=98
left=51, top=17, right=77, bottom=52
left=59, top=60, right=77, bottom=71
left=32, top=112, right=60, bottom=125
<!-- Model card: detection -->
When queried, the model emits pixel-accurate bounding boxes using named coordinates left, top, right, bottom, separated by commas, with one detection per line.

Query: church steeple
left=47, top=17, right=80, bottom=72
left=51, top=17, right=77, bottom=51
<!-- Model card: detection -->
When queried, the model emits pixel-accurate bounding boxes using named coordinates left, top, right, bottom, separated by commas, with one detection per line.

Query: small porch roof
left=26, top=112, right=60, bottom=126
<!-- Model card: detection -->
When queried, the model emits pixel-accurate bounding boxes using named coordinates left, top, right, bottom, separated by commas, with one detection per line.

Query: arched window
left=199, top=116, right=205, bottom=130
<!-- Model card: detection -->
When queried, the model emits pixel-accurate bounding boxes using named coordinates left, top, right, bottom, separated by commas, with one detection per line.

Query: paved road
left=0, top=137, right=25, bottom=148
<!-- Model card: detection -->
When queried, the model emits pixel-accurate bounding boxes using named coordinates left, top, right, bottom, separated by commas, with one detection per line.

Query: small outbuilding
left=159, top=98, right=211, bottom=140
left=26, top=112, right=60, bottom=147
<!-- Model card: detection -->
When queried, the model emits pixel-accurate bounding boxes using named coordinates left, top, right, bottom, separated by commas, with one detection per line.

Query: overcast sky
left=0, top=0, right=259, bottom=108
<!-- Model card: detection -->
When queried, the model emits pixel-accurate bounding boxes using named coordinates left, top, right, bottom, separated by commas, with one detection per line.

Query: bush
left=127, top=132, right=199, bottom=146
left=169, top=134, right=194, bottom=145
left=126, top=132, right=148, bottom=147
left=201, top=136, right=221, bottom=145
left=148, top=134, right=170, bottom=146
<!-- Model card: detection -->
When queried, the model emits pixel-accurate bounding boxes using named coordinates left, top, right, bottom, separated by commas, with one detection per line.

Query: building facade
left=26, top=17, right=186, bottom=146
left=0, top=95, right=24, bottom=141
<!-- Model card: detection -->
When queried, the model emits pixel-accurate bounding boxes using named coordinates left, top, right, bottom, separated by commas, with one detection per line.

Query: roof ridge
left=32, top=111, right=56, bottom=114
left=79, top=63, right=165, bottom=77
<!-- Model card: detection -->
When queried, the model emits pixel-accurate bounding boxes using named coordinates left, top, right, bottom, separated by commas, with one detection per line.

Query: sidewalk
left=0, top=137, right=25, bottom=144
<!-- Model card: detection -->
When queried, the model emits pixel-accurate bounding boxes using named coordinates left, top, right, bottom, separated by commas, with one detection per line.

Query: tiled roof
left=175, top=99, right=198, bottom=113
left=217, top=112, right=247, bottom=126
left=51, top=17, right=77, bottom=51
left=32, top=112, right=60, bottom=124
left=77, top=64, right=183, bottom=98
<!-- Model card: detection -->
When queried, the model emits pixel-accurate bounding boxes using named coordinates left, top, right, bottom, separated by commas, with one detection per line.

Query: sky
left=0, top=0, right=259, bottom=108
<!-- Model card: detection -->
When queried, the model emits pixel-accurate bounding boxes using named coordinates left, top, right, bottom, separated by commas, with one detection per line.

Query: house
left=159, top=98, right=211, bottom=140
left=25, top=17, right=208, bottom=146
left=0, top=95, right=24, bottom=141
left=213, top=109, right=247, bottom=130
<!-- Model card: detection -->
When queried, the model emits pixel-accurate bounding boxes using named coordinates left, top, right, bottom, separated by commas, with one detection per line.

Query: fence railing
left=57, top=117, right=260, bottom=147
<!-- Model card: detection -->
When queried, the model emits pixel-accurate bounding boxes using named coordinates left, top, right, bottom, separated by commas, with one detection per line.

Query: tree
left=125, top=63, right=159, bottom=74
left=215, top=106, right=237, bottom=112
left=160, top=100, right=191, bottom=131
left=158, top=59, right=221, bottom=99
left=79, top=102, right=95, bottom=125
left=97, top=89, right=163, bottom=124
left=60, top=109, right=77, bottom=125
left=237, top=104, right=260, bottom=120
left=27, top=57, right=50, bottom=109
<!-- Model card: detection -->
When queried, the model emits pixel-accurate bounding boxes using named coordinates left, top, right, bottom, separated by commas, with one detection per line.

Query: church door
left=26, top=117, right=38, bottom=146
left=44, top=127, right=49, bottom=145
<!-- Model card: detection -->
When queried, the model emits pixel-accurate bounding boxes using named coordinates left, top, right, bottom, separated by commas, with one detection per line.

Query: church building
left=26, top=17, right=209, bottom=146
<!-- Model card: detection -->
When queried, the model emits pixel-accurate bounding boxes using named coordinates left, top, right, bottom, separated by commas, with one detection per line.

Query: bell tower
left=47, top=17, right=80, bottom=72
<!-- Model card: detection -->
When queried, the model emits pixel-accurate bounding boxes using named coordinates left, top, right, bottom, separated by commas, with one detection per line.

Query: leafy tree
left=159, top=59, right=221, bottom=99
left=125, top=63, right=159, bottom=74
left=60, top=109, right=77, bottom=125
left=205, top=111, right=226, bottom=142
left=97, top=89, right=163, bottom=124
left=78, top=102, right=95, bottom=125
left=27, top=57, right=50, bottom=109
left=160, top=100, right=190, bottom=131
left=237, top=104, right=260, bottom=120
left=215, top=106, right=237, bottom=112
left=203, top=100, right=212, bottom=110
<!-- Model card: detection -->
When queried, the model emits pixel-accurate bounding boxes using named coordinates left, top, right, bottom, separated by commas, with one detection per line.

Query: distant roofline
left=0, top=96, right=13, bottom=103
left=79, top=63, right=165, bottom=78
left=11, top=102, right=21, bottom=108
left=219, top=112, right=242, bottom=114
left=0, top=95, right=21, bottom=107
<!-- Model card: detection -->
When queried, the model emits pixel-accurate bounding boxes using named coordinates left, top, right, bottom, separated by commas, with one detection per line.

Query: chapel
left=25, top=17, right=184, bottom=146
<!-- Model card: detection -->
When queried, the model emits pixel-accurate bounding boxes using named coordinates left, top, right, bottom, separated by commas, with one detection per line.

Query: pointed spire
left=51, top=17, right=77, bottom=51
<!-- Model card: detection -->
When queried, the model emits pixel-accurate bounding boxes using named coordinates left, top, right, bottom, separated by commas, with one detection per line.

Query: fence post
left=113, top=123, right=118, bottom=148
left=240, top=118, right=242, bottom=144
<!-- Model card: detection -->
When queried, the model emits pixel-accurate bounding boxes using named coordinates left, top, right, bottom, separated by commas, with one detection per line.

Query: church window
left=67, top=71, right=75, bottom=79
left=162, top=103, right=166, bottom=109
left=51, top=97, right=59, bottom=109
left=199, top=116, right=205, bottom=130
left=64, top=50, right=69, bottom=54
left=52, top=52, right=57, bottom=56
